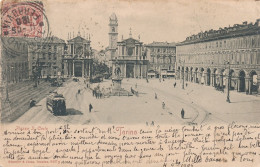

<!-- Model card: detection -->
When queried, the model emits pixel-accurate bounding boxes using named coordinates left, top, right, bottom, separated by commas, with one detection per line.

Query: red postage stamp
left=1, top=1, right=44, bottom=37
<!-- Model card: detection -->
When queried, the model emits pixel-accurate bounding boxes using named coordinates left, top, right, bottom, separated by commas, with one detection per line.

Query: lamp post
left=225, top=61, right=231, bottom=103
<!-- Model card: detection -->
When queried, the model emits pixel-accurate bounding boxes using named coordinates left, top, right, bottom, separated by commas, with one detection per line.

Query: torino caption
left=2, top=123, right=260, bottom=167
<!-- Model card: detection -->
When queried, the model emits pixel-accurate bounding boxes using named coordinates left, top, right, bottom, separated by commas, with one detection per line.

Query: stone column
left=194, top=72, right=197, bottom=83
left=176, top=70, right=180, bottom=80
left=88, top=62, right=91, bottom=77
left=180, top=70, right=183, bottom=81
left=68, top=61, right=71, bottom=76
left=249, top=78, right=253, bottom=95
left=204, top=72, right=208, bottom=86
left=82, top=60, right=85, bottom=77
left=232, top=77, right=237, bottom=91
left=124, top=63, right=127, bottom=78
left=211, top=74, right=215, bottom=87
left=257, top=77, right=260, bottom=94
left=237, top=77, right=240, bottom=92
left=86, top=62, right=89, bottom=77
left=220, top=74, right=223, bottom=87
left=64, top=60, right=68, bottom=77
left=141, top=64, right=143, bottom=79
left=72, top=60, right=75, bottom=76
left=133, top=65, right=136, bottom=78
left=245, top=77, right=250, bottom=94
left=198, top=72, right=201, bottom=84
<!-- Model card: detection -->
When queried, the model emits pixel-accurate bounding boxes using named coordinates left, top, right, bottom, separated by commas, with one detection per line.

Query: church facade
left=62, top=34, right=93, bottom=78
left=109, top=13, right=148, bottom=78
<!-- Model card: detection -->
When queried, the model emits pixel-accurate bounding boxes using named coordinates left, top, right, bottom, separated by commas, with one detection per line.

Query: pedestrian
left=135, top=83, right=137, bottom=88
left=174, top=82, right=176, bottom=88
left=181, top=108, right=185, bottom=119
left=151, top=121, right=154, bottom=126
left=186, top=83, right=188, bottom=87
left=92, top=90, right=94, bottom=96
left=155, top=93, right=157, bottom=99
left=89, top=103, right=93, bottom=113
left=162, top=102, right=165, bottom=109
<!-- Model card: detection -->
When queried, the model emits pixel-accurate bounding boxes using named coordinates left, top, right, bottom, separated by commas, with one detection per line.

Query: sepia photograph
left=1, top=0, right=260, bottom=166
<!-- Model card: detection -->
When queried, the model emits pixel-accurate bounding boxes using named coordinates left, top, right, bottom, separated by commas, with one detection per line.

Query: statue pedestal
left=112, top=77, right=122, bottom=90
left=110, top=77, right=132, bottom=96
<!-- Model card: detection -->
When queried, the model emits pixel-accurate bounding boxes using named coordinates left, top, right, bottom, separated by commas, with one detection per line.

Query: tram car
left=46, top=92, right=66, bottom=115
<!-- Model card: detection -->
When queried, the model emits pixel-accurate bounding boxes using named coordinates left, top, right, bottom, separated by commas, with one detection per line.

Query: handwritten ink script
left=1, top=123, right=260, bottom=167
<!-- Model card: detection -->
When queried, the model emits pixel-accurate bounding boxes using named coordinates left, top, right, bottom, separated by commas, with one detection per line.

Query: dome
left=110, top=13, right=117, bottom=20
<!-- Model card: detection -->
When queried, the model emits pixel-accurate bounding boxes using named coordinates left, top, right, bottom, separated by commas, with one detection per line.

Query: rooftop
left=178, top=19, right=260, bottom=46
left=145, top=41, right=176, bottom=47
left=68, top=36, right=90, bottom=43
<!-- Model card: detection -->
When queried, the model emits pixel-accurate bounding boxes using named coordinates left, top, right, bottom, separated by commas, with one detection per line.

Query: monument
left=110, top=65, right=132, bottom=96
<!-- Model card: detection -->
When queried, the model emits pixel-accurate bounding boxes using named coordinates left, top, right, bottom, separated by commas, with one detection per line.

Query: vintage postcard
left=1, top=0, right=260, bottom=166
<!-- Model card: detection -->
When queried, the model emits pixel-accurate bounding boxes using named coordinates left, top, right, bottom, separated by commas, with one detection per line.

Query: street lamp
left=225, top=61, right=231, bottom=103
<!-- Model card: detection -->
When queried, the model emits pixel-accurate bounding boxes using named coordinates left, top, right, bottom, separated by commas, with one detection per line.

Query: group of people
left=146, top=121, right=154, bottom=126
left=215, top=83, right=224, bottom=93
left=92, top=89, right=103, bottom=99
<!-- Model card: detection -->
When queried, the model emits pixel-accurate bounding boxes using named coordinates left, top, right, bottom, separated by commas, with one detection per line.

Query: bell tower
left=109, top=13, right=118, bottom=51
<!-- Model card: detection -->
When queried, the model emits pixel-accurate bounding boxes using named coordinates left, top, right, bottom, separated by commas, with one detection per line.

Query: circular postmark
left=1, top=1, right=51, bottom=55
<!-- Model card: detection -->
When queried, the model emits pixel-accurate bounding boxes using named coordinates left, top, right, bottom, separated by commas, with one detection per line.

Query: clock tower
left=109, top=13, right=118, bottom=52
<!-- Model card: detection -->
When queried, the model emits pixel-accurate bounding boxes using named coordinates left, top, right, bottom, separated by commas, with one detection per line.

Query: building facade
left=176, top=19, right=260, bottom=94
left=145, top=42, right=176, bottom=78
left=63, top=34, right=93, bottom=78
left=1, top=37, right=29, bottom=83
left=28, top=37, right=66, bottom=78
left=112, top=36, right=148, bottom=78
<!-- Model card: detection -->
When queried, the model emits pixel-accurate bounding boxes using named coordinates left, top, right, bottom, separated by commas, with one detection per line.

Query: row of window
left=151, top=57, right=174, bottom=64
left=42, top=70, right=57, bottom=76
left=32, top=53, right=58, bottom=60
left=178, top=51, right=260, bottom=65
left=32, top=62, right=57, bottom=66
left=37, top=45, right=58, bottom=51
left=178, top=35, right=260, bottom=53
left=150, top=48, right=175, bottom=53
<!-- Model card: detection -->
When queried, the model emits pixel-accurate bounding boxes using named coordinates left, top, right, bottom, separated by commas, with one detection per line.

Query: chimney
left=257, top=19, right=260, bottom=26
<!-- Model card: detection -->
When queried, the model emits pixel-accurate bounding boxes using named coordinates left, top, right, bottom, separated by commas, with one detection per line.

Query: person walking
left=162, top=102, right=165, bottom=109
left=155, top=93, right=157, bottom=99
left=89, top=103, right=93, bottom=113
left=181, top=108, right=185, bottom=119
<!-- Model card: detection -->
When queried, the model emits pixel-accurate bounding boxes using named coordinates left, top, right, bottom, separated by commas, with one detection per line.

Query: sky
left=43, top=0, right=260, bottom=50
